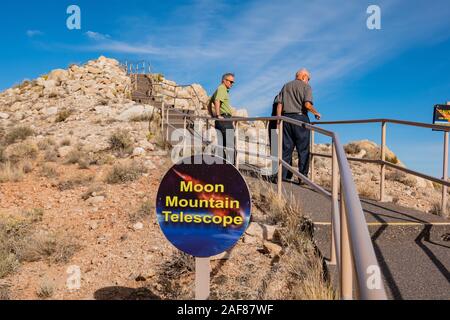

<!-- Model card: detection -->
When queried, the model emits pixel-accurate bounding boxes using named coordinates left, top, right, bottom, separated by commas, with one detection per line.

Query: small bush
left=44, top=149, right=58, bottom=162
left=105, top=162, right=146, bottom=184
left=0, top=162, right=24, bottom=183
left=60, top=139, right=71, bottom=147
left=57, top=174, right=94, bottom=191
left=36, top=280, right=54, bottom=299
left=109, top=130, right=133, bottom=154
left=344, top=143, right=361, bottom=155
left=5, top=126, right=35, bottom=145
left=37, top=138, right=55, bottom=151
left=358, top=184, right=378, bottom=200
left=130, top=113, right=152, bottom=122
left=55, top=109, right=73, bottom=123
left=129, top=201, right=154, bottom=223
left=22, top=161, right=33, bottom=174
left=7, top=141, right=38, bottom=163
left=40, top=164, right=59, bottom=178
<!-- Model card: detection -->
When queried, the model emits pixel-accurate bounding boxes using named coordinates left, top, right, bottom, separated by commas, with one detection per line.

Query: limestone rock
left=58, top=146, right=74, bottom=158
left=116, top=105, right=154, bottom=122
left=0, top=112, right=9, bottom=119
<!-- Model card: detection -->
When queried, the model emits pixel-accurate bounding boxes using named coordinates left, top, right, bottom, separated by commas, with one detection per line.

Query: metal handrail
left=159, top=104, right=388, bottom=300
left=309, top=118, right=449, bottom=216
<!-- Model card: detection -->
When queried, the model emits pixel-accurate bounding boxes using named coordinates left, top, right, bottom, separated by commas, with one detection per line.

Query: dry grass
left=55, top=109, right=73, bottom=123
left=6, top=141, right=38, bottom=163
left=105, top=161, right=146, bottom=184
left=0, top=208, right=44, bottom=279
left=44, top=149, right=58, bottom=162
left=0, top=162, right=24, bottom=183
left=60, top=138, right=71, bottom=147
left=37, top=138, right=56, bottom=151
left=4, top=126, right=34, bottom=145
left=357, top=183, right=378, bottom=200
left=36, top=280, right=54, bottom=299
left=129, top=200, right=154, bottom=223
left=344, top=143, right=362, bottom=155
left=249, top=178, right=336, bottom=300
left=386, top=170, right=416, bottom=187
left=40, top=164, right=59, bottom=179
left=57, top=174, right=95, bottom=191
left=109, top=130, right=133, bottom=155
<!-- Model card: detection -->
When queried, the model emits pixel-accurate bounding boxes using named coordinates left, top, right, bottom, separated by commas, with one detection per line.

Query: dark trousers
left=282, top=114, right=310, bottom=179
left=215, top=115, right=235, bottom=162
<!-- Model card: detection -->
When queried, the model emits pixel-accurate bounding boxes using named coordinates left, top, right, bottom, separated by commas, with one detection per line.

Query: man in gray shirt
left=276, top=69, right=321, bottom=181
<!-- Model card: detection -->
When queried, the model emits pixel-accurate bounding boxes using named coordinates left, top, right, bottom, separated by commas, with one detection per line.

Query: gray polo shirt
left=279, top=79, right=314, bottom=114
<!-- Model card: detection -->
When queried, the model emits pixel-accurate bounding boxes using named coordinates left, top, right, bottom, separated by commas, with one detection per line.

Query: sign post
left=195, top=257, right=211, bottom=300
left=155, top=154, right=252, bottom=300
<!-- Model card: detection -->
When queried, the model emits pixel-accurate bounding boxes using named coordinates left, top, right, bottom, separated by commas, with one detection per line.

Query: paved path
left=247, top=176, right=450, bottom=300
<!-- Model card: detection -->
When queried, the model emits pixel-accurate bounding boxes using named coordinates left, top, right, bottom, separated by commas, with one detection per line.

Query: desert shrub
left=57, top=174, right=94, bottom=191
left=60, top=139, right=71, bottom=147
left=105, top=161, right=146, bottom=184
left=129, top=201, right=154, bottom=223
left=37, top=138, right=56, bottom=151
left=44, top=149, right=58, bottom=162
left=108, top=130, right=133, bottom=154
left=6, top=141, right=38, bottom=163
left=55, top=109, right=73, bottom=123
left=22, top=161, right=33, bottom=174
left=130, top=113, right=152, bottom=122
left=15, top=231, right=79, bottom=264
left=385, top=170, right=416, bottom=187
left=4, top=126, right=35, bottom=145
left=0, top=162, right=24, bottom=183
left=344, top=143, right=361, bottom=155
left=36, top=280, right=54, bottom=299
left=40, top=164, right=59, bottom=179
left=160, top=251, right=195, bottom=278
left=357, top=184, right=378, bottom=200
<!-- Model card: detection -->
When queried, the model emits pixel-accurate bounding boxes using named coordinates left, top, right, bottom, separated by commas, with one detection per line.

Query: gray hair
left=222, top=73, right=235, bottom=81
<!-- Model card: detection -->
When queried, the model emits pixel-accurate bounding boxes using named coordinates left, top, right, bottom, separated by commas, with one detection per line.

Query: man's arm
left=305, top=102, right=321, bottom=120
left=214, top=100, right=222, bottom=118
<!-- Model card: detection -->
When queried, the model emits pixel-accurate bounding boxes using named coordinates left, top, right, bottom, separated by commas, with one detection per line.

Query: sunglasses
left=226, top=79, right=235, bottom=84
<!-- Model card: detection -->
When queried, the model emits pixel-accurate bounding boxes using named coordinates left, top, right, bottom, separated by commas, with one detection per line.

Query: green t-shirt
left=210, top=84, right=233, bottom=116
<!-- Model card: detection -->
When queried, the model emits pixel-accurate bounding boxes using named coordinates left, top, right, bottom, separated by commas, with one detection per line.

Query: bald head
left=296, top=69, right=311, bottom=82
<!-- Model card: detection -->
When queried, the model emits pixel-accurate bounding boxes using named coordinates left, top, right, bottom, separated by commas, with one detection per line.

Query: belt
left=283, top=112, right=304, bottom=115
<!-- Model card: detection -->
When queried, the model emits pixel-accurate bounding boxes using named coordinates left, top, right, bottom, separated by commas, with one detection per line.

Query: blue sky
left=1, top=0, right=450, bottom=177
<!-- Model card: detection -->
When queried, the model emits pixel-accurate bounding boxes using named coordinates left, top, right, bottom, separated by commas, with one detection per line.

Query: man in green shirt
left=209, top=73, right=235, bottom=162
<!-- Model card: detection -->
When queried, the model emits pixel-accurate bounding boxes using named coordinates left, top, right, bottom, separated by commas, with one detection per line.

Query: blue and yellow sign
left=156, top=155, right=251, bottom=258
left=433, top=104, right=450, bottom=126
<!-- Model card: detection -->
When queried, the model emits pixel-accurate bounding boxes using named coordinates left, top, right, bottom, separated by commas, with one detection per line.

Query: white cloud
left=26, top=30, right=44, bottom=38
left=85, top=31, right=111, bottom=41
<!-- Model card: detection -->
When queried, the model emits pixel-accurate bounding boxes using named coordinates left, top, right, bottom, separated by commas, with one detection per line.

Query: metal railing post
left=183, top=116, right=187, bottom=156
left=310, top=130, right=315, bottom=183
left=340, top=184, right=353, bottom=300
left=166, top=106, right=170, bottom=142
left=277, top=120, right=284, bottom=199
left=235, top=122, right=240, bottom=168
left=161, top=103, right=165, bottom=142
left=330, top=141, right=340, bottom=266
left=442, top=131, right=449, bottom=217
left=380, top=121, right=387, bottom=202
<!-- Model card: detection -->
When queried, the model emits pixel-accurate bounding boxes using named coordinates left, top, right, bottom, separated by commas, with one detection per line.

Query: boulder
left=43, top=107, right=58, bottom=116
left=132, top=147, right=146, bottom=157
left=0, top=112, right=10, bottom=119
left=86, top=196, right=105, bottom=205
left=47, top=69, right=69, bottom=85
left=116, top=105, right=155, bottom=122
left=245, top=223, right=278, bottom=241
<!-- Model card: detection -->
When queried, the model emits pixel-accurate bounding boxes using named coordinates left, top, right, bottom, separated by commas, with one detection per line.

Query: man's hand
left=315, top=113, right=322, bottom=121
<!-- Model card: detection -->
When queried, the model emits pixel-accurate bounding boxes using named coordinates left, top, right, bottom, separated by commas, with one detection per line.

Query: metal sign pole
left=195, top=257, right=211, bottom=300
